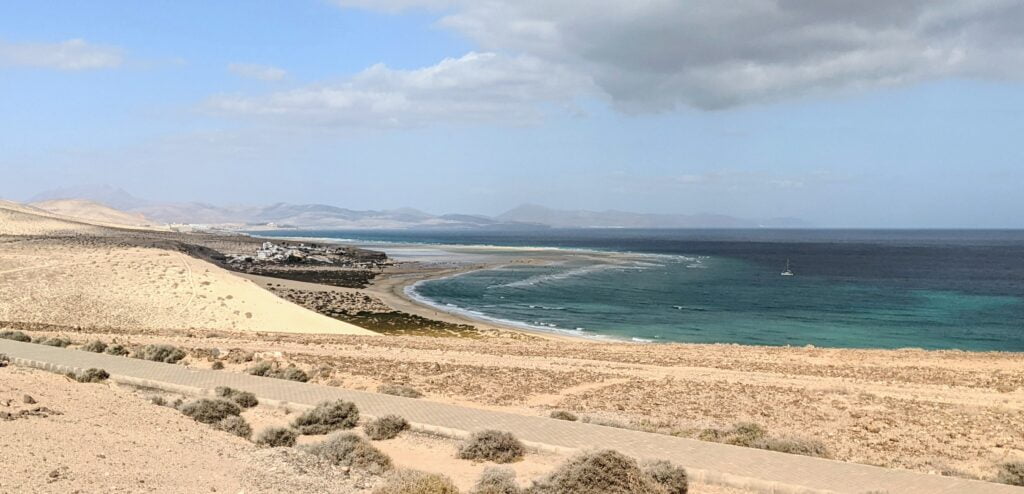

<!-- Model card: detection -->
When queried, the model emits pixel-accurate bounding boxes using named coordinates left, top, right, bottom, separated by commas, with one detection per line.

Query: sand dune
left=0, top=202, right=376, bottom=336
left=31, top=198, right=157, bottom=228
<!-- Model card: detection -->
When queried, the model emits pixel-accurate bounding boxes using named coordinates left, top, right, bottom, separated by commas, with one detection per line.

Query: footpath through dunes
left=2, top=339, right=1021, bottom=494
left=0, top=201, right=376, bottom=336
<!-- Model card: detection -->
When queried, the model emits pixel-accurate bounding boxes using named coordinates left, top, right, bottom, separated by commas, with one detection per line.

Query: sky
left=1, top=0, right=1023, bottom=228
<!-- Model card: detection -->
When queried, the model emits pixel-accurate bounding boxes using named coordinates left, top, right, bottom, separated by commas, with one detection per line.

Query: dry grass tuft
left=643, top=460, right=688, bottom=494
left=471, top=467, right=520, bottom=494
left=365, top=415, right=410, bottom=440
left=303, top=433, right=393, bottom=474
left=80, top=340, right=108, bottom=353
left=179, top=398, right=241, bottom=424
left=134, top=344, right=187, bottom=363
left=72, top=368, right=110, bottom=383
left=215, top=386, right=259, bottom=408
left=549, top=410, right=578, bottom=421
left=255, top=426, right=299, bottom=448
left=292, top=400, right=359, bottom=435
left=531, top=449, right=664, bottom=494
left=0, top=330, right=31, bottom=342
left=378, top=383, right=424, bottom=398
left=373, top=469, right=460, bottom=494
left=997, top=461, right=1024, bottom=486
left=457, top=430, right=525, bottom=464
left=215, top=415, right=253, bottom=439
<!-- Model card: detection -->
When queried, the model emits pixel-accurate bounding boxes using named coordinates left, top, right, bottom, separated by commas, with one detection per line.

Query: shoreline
left=363, top=261, right=587, bottom=342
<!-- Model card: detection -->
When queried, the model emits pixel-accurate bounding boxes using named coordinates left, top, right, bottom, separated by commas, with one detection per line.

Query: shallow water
left=259, top=229, right=1024, bottom=351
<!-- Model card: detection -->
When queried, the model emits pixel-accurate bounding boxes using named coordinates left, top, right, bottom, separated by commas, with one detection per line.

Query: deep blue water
left=258, top=229, right=1024, bottom=351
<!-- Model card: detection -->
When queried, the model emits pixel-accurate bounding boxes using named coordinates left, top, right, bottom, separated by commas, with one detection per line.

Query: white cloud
left=228, top=62, right=287, bottom=81
left=209, top=52, right=592, bottom=127
left=333, top=0, right=1024, bottom=110
left=0, top=38, right=123, bottom=70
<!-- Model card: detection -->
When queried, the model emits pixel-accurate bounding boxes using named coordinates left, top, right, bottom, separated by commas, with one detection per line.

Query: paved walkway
left=1, top=339, right=1019, bottom=494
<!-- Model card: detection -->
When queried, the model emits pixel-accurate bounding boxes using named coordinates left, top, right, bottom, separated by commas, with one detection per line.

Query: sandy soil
left=0, top=365, right=746, bottom=493
left=16, top=326, right=1021, bottom=484
left=30, top=199, right=158, bottom=229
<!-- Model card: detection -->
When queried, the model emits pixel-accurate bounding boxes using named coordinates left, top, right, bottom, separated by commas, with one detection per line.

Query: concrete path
left=1, top=339, right=1019, bottom=494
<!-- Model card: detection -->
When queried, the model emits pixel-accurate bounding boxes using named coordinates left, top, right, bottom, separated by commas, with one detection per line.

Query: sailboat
left=781, top=259, right=795, bottom=276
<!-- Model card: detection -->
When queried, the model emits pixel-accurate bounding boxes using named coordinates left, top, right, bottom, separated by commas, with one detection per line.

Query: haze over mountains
left=28, top=185, right=808, bottom=230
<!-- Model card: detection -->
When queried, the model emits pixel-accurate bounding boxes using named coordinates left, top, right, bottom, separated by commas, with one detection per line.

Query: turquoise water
left=259, top=229, right=1024, bottom=351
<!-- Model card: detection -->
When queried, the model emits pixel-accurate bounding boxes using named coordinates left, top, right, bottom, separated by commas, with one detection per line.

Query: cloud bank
left=0, top=38, right=123, bottom=70
left=333, top=0, right=1024, bottom=111
left=228, top=62, right=287, bottom=81
left=209, top=52, right=589, bottom=127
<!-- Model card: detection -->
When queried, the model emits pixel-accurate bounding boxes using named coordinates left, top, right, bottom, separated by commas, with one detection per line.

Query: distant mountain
left=26, top=187, right=809, bottom=229
left=30, top=185, right=149, bottom=210
left=496, top=204, right=809, bottom=228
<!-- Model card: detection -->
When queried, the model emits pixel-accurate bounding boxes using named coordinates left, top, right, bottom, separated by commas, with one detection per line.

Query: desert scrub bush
left=291, top=400, right=359, bottom=435
left=457, top=430, right=525, bottom=464
left=179, top=399, right=241, bottom=424
left=378, top=383, right=424, bottom=398
left=549, top=410, right=578, bottom=421
left=39, top=336, right=72, bottom=347
left=80, top=340, right=107, bottom=353
left=134, top=344, right=187, bottom=363
left=255, top=426, right=298, bottom=448
left=214, top=415, right=253, bottom=439
left=104, top=343, right=130, bottom=356
left=215, top=386, right=259, bottom=408
left=699, top=423, right=826, bottom=458
left=303, top=433, right=393, bottom=474
left=472, top=467, right=519, bottom=494
left=997, top=461, right=1024, bottom=486
left=644, top=460, right=688, bottom=494
left=149, top=395, right=167, bottom=406
left=754, top=436, right=828, bottom=458
left=211, top=361, right=224, bottom=370
left=373, top=469, right=460, bottom=494
left=0, top=330, right=31, bottom=342
left=365, top=415, right=410, bottom=440
left=246, top=361, right=310, bottom=382
left=0, top=354, right=9, bottom=367
left=531, top=450, right=664, bottom=494
left=73, top=368, right=110, bottom=383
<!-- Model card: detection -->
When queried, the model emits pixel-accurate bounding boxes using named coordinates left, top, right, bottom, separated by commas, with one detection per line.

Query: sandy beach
left=2, top=200, right=1023, bottom=490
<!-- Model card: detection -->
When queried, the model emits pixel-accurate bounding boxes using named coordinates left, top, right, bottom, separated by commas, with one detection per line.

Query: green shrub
left=73, top=368, right=110, bottom=383
left=105, top=344, right=130, bottom=356
left=215, top=386, right=258, bottom=408
left=532, top=450, right=664, bottom=494
left=373, top=469, right=460, bottom=494
left=255, top=427, right=298, bottom=448
left=644, top=460, right=688, bottom=494
left=215, top=415, right=253, bottom=439
left=39, top=336, right=72, bottom=347
left=303, top=433, right=392, bottom=474
left=0, top=330, right=31, bottom=342
left=292, top=400, right=359, bottom=435
left=246, top=361, right=309, bottom=382
left=471, top=467, right=520, bottom=494
left=378, top=383, right=424, bottom=398
left=997, top=461, right=1024, bottom=486
left=179, top=399, right=241, bottom=424
left=134, top=344, right=187, bottom=363
left=365, top=415, right=410, bottom=440
left=549, top=410, right=578, bottom=421
left=80, top=340, right=108, bottom=353
left=457, top=430, right=525, bottom=464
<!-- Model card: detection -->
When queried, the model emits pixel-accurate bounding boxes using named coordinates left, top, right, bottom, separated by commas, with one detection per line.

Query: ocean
left=258, top=229, right=1024, bottom=351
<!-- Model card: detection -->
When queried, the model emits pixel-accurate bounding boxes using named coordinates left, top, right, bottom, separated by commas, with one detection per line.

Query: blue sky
left=2, top=0, right=1023, bottom=227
